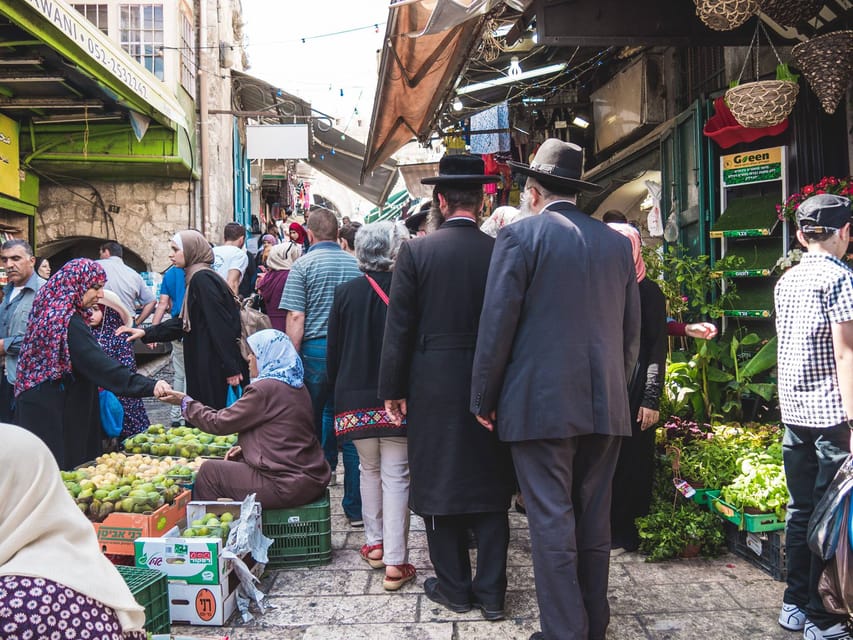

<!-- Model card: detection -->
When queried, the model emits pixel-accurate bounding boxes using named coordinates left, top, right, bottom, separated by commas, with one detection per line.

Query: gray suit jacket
left=470, top=201, right=641, bottom=441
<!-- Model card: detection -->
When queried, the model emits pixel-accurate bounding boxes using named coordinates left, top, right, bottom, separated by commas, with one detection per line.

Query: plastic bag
left=819, top=495, right=853, bottom=616
left=99, top=389, right=124, bottom=438
left=809, top=455, right=853, bottom=560
left=226, top=384, right=243, bottom=407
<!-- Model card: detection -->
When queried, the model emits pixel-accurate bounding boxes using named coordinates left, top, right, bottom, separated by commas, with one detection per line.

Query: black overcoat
left=144, top=270, right=248, bottom=410
left=378, top=218, right=514, bottom=516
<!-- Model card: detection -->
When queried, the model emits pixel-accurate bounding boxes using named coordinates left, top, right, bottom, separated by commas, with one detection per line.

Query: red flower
left=803, top=185, right=815, bottom=195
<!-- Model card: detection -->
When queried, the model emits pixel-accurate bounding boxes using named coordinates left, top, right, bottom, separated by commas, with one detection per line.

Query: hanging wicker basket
left=694, top=0, right=758, bottom=31
left=757, top=0, right=822, bottom=27
left=725, top=80, right=799, bottom=127
left=792, top=30, right=853, bottom=115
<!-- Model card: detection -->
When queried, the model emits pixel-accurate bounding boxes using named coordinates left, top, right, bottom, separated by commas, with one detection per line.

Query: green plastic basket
left=692, top=488, right=720, bottom=507
left=115, top=565, right=170, bottom=634
left=262, top=489, right=332, bottom=568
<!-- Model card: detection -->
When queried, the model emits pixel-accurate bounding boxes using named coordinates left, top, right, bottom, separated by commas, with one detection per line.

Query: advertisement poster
left=0, top=114, right=20, bottom=199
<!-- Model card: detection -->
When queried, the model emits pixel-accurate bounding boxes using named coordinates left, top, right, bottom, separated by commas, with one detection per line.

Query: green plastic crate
left=743, top=509, right=786, bottom=533
left=692, top=488, right=720, bottom=507
left=262, top=489, right=332, bottom=568
left=710, top=494, right=744, bottom=527
left=115, top=565, right=170, bottom=634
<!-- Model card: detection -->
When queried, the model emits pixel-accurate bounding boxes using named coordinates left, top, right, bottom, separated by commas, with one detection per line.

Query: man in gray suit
left=470, top=139, right=641, bottom=640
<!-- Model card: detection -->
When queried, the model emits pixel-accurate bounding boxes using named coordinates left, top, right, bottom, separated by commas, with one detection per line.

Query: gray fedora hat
left=508, top=139, right=602, bottom=193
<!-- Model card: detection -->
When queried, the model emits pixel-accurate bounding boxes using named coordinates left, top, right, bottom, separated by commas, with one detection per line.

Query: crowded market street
left=138, top=357, right=792, bottom=640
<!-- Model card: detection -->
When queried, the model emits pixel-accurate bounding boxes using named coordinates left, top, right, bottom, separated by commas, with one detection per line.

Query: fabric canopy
left=362, top=2, right=488, bottom=179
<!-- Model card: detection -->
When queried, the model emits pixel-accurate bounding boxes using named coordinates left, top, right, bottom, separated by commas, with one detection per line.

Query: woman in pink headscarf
left=606, top=223, right=667, bottom=554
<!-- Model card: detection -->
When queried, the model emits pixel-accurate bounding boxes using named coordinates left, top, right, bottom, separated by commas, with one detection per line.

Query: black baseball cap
left=796, top=194, right=853, bottom=232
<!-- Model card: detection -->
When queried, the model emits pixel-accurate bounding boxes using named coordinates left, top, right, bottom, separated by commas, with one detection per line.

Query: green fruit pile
left=123, top=424, right=236, bottom=458
left=62, top=452, right=204, bottom=522
left=182, top=511, right=234, bottom=542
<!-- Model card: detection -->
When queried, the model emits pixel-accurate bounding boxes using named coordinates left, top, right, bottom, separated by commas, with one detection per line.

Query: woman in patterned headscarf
left=14, top=258, right=167, bottom=468
left=159, top=329, right=330, bottom=507
left=87, top=290, right=149, bottom=439
left=121, top=230, right=248, bottom=410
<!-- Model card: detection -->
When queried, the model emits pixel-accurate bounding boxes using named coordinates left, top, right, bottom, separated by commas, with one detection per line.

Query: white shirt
left=212, top=245, right=249, bottom=283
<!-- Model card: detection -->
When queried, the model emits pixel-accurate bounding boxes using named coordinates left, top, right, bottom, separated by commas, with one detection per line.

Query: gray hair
left=1, top=239, right=33, bottom=256
left=355, top=221, right=407, bottom=272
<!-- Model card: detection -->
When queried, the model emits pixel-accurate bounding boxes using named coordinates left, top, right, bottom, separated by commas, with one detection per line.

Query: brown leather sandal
left=360, top=543, right=385, bottom=569
left=383, top=563, right=416, bottom=591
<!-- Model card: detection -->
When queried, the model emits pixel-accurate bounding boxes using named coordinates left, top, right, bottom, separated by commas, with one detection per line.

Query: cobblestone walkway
left=140, top=355, right=792, bottom=639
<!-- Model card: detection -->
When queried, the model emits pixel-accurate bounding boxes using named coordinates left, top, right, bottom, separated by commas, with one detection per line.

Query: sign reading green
left=722, top=147, right=783, bottom=186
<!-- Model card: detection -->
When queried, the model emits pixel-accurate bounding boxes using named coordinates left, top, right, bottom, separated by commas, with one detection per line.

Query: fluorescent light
left=456, top=62, right=568, bottom=95
left=572, top=115, right=590, bottom=128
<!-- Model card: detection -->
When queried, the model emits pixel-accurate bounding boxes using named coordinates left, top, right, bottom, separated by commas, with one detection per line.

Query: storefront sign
left=0, top=114, right=20, bottom=199
left=722, top=147, right=783, bottom=186
left=18, top=0, right=187, bottom=129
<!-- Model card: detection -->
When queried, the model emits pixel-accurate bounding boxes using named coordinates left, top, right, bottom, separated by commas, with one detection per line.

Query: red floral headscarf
left=15, top=258, right=106, bottom=396
left=288, top=222, right=307, bottom=244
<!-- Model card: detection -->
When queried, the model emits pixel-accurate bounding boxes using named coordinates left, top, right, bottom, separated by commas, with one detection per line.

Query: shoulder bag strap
left=364, top=274, right=389, bottom=306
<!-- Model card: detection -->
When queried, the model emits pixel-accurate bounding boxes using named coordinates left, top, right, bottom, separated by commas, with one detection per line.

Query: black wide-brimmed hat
left=508, top=139, right=602, bottom=193
left=421, top=154, right=501, bottom=186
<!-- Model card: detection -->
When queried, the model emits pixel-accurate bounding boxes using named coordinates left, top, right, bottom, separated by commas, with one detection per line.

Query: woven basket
left=792, top=30, right=853, bottom=115
left=725, top=80, right=799, bottom=127
left=695, top=0, right=758, bottom=31
left=758, top=0, right=822, bottom=27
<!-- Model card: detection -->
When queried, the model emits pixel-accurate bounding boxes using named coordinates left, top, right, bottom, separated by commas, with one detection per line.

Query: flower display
left=777, top=175, right=853, bottom=222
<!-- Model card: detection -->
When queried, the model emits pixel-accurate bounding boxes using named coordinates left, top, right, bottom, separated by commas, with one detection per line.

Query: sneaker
left=803, top=621, right=853, bottom=640
left=348, top=518, right=364, bottom=528
left=779, top=603, right=806, bottom=631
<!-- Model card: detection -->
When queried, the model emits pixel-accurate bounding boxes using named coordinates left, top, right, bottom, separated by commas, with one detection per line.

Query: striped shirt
left=280, top=241, right=361, bottom=340
left=775, top=252, right=853, bottom=428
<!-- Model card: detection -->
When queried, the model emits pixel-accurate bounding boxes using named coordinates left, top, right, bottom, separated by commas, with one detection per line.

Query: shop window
left=120, top=3, right=164, bottom=81
left=180, top=11, right=196, bottom=97
left=73, top=4, right=109, bottom=34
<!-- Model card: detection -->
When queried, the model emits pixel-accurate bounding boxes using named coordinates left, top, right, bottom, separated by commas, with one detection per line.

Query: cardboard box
left=185, top=500, right=261, bottom=529
left=167, top=576, right=237, bottom=626
left=92, top=489, right=191, bottom=555
left=135, top=537, right=227, bottom=585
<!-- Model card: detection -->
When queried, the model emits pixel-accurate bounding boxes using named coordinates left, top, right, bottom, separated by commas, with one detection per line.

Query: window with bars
left=180, top=11, right=196, bottom=97
left=120, top=3, right=164, bottom=81
left=72, top=4, right=109, bottom=34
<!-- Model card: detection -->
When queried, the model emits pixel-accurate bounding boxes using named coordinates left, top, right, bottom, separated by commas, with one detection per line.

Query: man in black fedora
left=470, top=139, right=641, bottom=640
left=379, top=154, right=515, bottom=620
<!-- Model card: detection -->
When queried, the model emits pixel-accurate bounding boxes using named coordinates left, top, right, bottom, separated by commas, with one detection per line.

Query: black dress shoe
left=529, top=633, right=545, bottom=640
left=473, top=600, right=505, bottom=621
left=423, top=577, right=472, bottom=613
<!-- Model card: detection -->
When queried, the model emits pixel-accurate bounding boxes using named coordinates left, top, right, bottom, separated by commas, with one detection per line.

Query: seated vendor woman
left=159, top=329, right=330, bottom=508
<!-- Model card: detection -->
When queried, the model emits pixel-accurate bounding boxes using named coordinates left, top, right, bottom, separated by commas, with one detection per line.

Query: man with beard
left=471, top=139, right=640, bottom=640
left=379, top=155, right=515, bottom=620
left=0, top=240, right=44, bottom=420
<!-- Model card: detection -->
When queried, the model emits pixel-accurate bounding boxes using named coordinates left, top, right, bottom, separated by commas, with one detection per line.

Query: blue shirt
left=159, top=266, right=186, bottom=316
left=280, top=242, right=361, bottom=341
left=0, top=271, right=44, bottom=383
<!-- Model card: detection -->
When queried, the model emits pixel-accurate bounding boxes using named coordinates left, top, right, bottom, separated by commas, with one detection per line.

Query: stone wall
left=38, top=178, right=194, bottom=271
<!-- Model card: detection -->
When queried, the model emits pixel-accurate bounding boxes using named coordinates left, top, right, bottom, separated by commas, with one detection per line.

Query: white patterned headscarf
left=247, top=329, right=304, bottom=388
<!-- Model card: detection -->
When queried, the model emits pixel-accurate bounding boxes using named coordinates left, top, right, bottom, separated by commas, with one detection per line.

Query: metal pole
left=198, top=0, right=210, bottom=236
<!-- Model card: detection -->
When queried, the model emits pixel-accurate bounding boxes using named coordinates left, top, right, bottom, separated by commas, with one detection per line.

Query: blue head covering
left=247, top=329, right=304, bottom=388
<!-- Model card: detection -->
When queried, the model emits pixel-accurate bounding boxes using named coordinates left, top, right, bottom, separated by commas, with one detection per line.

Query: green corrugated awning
left=365, top=190, right=410, bottom=223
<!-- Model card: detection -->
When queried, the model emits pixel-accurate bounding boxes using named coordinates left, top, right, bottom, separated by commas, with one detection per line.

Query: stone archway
left=38, top=236, right=148, bottom=273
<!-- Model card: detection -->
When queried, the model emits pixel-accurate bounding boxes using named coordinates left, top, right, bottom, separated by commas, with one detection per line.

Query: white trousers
left=353, top=437, right=411, bottom=566
left=170, top=340, right=186, bottom=422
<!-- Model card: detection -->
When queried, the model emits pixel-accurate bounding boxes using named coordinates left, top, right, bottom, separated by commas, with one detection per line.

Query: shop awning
left=361, top=2, right=489, bottom=178
left=232, top=71, right=399, bottom=207
left=364, top=190, right=411, bottom=223
left=0, top=0, right=188, bottom=132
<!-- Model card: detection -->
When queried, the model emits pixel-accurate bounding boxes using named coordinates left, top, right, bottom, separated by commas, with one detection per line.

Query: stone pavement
left=139, top=356, right=793, bottom=640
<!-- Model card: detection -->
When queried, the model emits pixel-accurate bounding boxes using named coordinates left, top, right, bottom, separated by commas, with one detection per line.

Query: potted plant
left=777, top=176, right=853, bottom=223
left=636, top=503, right=726, bottom=562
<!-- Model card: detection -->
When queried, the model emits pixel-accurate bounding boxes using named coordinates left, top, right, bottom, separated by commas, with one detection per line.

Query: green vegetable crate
left=710, top=494, right=785, bottom=533
left=692, top=488, right=720, bottom=507
left=725, top=523, right=786, bottom=581
left=262, top=489, right=332, bottom=568
left=115, top=565, right=170, bottom=634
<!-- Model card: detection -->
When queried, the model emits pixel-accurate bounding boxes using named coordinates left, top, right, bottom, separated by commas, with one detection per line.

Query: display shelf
left=710, top=194, right=780, bottom=235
